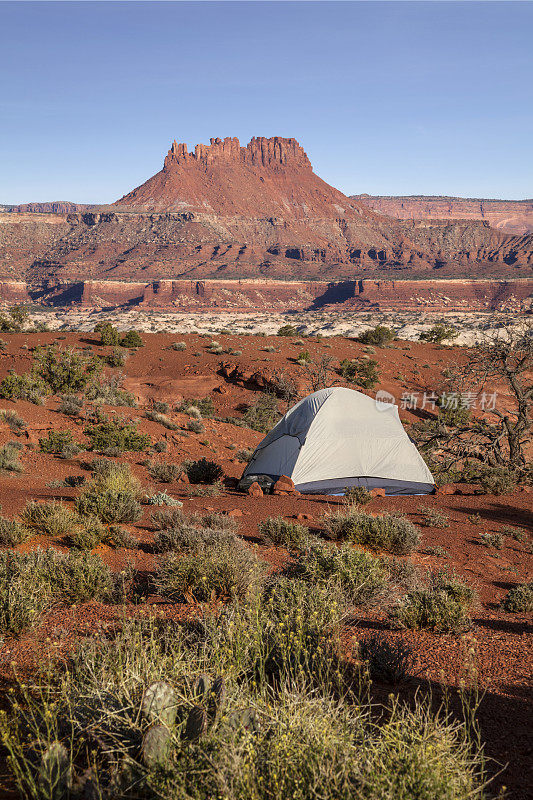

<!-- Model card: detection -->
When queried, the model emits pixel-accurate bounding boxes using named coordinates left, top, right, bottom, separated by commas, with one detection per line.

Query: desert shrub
left=39, top=429, right=79, bottom=457
left=153, top=401, right=170, bottom=413
left=20, top=501, right=78, bottom=537
left=0, top=603, right=489, bottom=800
left=0, top=443, right=24, bottom=473
left=182, top=457, right=223, bottom=484
left=236, top=447, right=254, bottom=462
left=152, top=440, right=167, bottom=453
left=95, top=320, right=121, bottom=346
left=437, top=402, right=472, bottom=427
left=243, top=393, right=280, bottom=432
left=359, top=634, right=413, bottom=684
left=0, top=409, right=26, bottom=432
left=33, top=345, right=102, bottom=393
left=479, top=532, right=504, bottom=550
left=170, top=341, right=187, bottom=351
left=85, top=375, right=137, bottom=407
left=286, top=540, right=390, bottom=607
left=422, top=545, right=449, bottom=558
left=75, top=464, right=142, bottom=524
left=0, top=305, right=28, bottom=333
left=70, top=516, right=107, bottom=550
left=106, top=525, right=139, bottom=549
left=277, top=323, right=298, bottom=337
left=420, top=324, right=458, bottom=345
left=468, top=513, right=482, bottom=525
left=120, top=330, right=143, bottom=348
left=153, top=509, right=238, bottom=553
left=339, top=358, right=380, bottom=389
left=145, top=410, right=178, bottom=430
left=0, top=371, right=50, bottom=403
left=184, top=480, right=223, bottom=497
left=186, top=419, right=204, bottom=433
left=0, top=518, right=31, bottom=546
left=258, top=516, right=311, bottom=549
left=500, top=582, right=533, bottom=613
left=357, top=325, right=395, bottom=347
left=144, top=491, right=182, bottom=507
left=103, top=346, right=129, bottom=367
left=343, top=486, right=372, bottom=506
left=297, top=349, right=311, bottom=363
left=418, top=506, right=450, bottom=528
left=154, top=538, right=264, bottom=601
left=84, top=416, right=150, bottom=452
left=147, top=461, right=180, bottom=483
left=501, top=525, right=527, bottom=542
left=0, top=547, right=113, bottom=635
left=180, top=396, right=215, bottom=418
left=59, top=393, right=84, bottom=417
left=391, top=571, right=475, bottom=633
left=322, top=509, right=420, bottom=554
left=478, top=466, right=516, bottom=495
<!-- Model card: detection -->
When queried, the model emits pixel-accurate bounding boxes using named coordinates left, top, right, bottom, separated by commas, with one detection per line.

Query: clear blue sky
left=1, top=1, right=532, bottom=203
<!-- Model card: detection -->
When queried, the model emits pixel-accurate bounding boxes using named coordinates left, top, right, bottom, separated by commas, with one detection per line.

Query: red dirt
left=0, top=331, right=530, bottom=798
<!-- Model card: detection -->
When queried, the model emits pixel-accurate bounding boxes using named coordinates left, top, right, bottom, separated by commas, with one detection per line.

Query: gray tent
left=241, top=387, right=435, bottom=495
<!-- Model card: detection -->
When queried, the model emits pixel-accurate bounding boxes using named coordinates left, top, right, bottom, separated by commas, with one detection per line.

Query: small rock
left=247, top=481, right=263, bottom=497
left=227, top=509, right=243, bottom=517
left=436, top=484, right=455, bottom=495
left=369, top=488, right=386, bottom=497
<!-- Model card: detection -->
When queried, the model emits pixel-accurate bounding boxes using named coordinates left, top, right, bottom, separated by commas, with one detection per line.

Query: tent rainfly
left=241, top=387, right=435, bottom=496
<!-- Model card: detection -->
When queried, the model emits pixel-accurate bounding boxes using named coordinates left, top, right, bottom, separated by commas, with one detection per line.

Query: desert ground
left=0, top=321, right=530, bottom=799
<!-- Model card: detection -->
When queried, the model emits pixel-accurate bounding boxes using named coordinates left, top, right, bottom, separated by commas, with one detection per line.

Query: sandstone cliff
left=353, top=195, right=533, bottom=235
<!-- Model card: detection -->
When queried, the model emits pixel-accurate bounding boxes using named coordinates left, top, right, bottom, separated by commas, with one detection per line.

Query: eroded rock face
left=1, top=137, right=532, bottom=282
left=353, top=195, right=533, bottom=235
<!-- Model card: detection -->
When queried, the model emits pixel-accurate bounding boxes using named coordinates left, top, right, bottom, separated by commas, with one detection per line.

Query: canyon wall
left=353, top=195, right=533, bottom=235
left=0, top=278, right=530, bottom=313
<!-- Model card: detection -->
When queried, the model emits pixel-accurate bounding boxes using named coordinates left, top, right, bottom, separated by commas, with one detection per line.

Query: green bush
left=0, top=548, right=113, bottom=635
left=103, top=346, right=128, bottom=367
left=287, top=540, right=390, bottom=607
left=33, top=345, right=103, bottom=393
left=120, top=330, right=143, bottom=348
left=418, top=506, right=450, bottom=528
left=322, top=509, right=420, bottom=554
left=147, top=461, right=180, bottom=483
left=478, top=466, right=516, bottom=495
left=0, top=409, right=26, bottom=432
left=84, top=416, right=150, bottom=452
left=420, top=324, right=458, bottom=345
left=85, top=376, right=137, bottom=407
left=479, top=532, right=503, bottom=550
left=0, top=371, right=50, bottom=403
left=75, top=464, right=142, bottom=524
left=500, top=582, right=533, bottom=613
left=243, top=393, right=280, bottom=432
left=59, top=394, right=84, bottom=417
left=20, top=501, right=78, bottom=538
left=391, top=571, right=475, bottom=633
left=343, top=486, right=372, bottom=506
left=339, top=358, right=380, bottom=389
left=0, top=518, right=31, bottom=546
left=0, top=443, right=24, bottom=473
left=0, top=305, right=29, bottom=333
left=182, top=457, right=224, bottom=484
left=95, top=320, right=121, bottom=346
left=154, top=538, right=264, bottom=601
left=357, top=325, right=395, bottom=346
left=258, top=516, right=311, bottom=549
left=39, top=429, right=79, bottom=456
left=277, top=324, right=298, bottom=337
left=0, top=604, right=489, bottom=799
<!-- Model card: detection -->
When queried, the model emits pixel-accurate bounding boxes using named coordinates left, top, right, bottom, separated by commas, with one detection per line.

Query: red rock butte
left=115, top=135, right=366, bottom=219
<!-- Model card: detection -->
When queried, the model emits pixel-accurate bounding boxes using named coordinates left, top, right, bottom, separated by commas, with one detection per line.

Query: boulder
left=436, top=484, right=455, bottom=495
left=369, top=487, right=386, bottom=497
left=247, top=481, right=263, bottom=497
left=272, top=475, right=295, bottom=495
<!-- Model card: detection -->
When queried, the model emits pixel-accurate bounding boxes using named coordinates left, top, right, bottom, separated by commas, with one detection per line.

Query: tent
left=240, top=387, right=435, bottom=495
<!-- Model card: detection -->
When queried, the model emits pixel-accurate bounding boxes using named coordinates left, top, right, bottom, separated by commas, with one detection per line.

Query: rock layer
left=353, top=195, right=533, bottom=235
